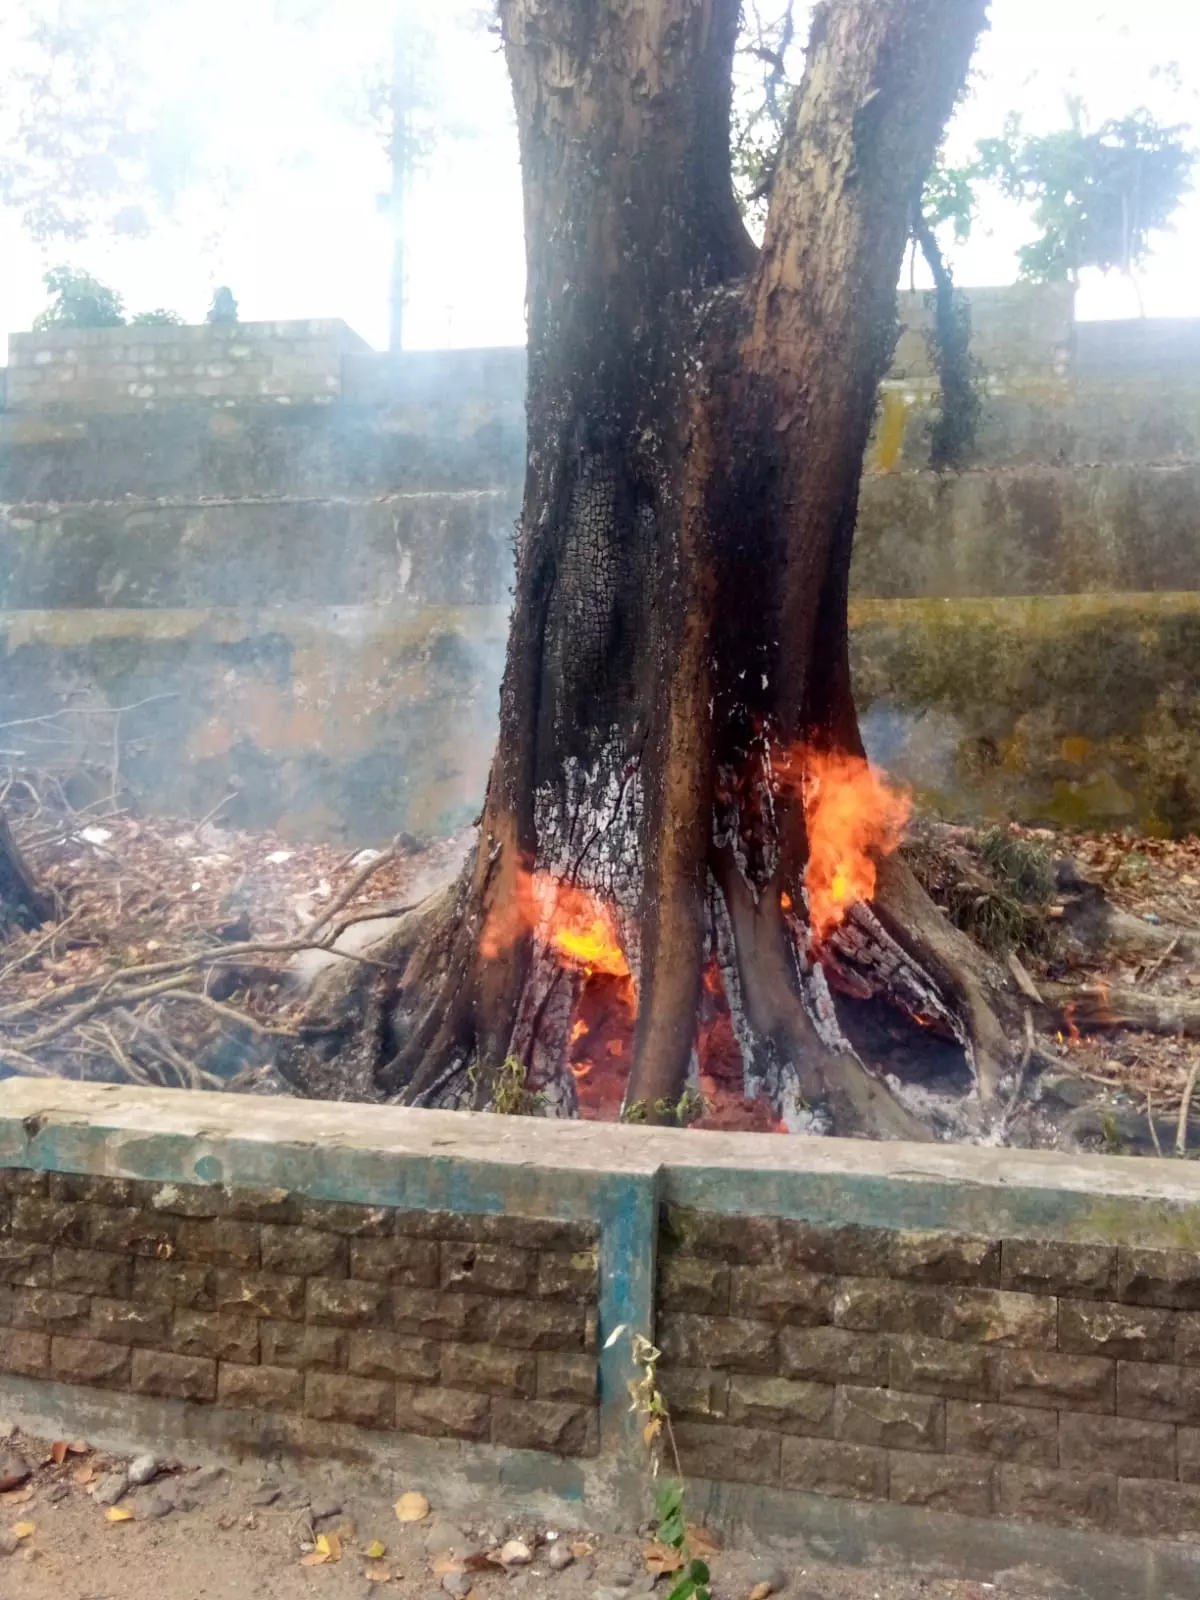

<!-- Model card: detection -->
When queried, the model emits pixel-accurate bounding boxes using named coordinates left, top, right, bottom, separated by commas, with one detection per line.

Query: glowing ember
left=569, top=1018, right=590, bottom=1045
left=1064, top=1001, right=1081, bottom=1047
left=482, top=869, right=634, bottom=984
left=554, top=917, right=631, bottom=978
left=792, top=746, right=911, bottom=944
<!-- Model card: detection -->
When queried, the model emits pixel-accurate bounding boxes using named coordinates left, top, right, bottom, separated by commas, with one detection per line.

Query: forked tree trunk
left=297, top=0, right=1014, bottom=1137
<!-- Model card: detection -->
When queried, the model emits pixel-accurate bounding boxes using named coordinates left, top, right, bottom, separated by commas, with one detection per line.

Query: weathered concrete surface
left=3, top=297, right=1200, bottom=837
left=853, top=593, right=1200, bottom=833
left=6, top=1079, right=1200, bottom=1255
left=0, top=605, right=508, bottom=841
left=0, top=387, right=524, bottom=504
left=4, top=593, right=1195, bottom=840
left=856, top=463, right=1200, bottom=598
left=0, top=492, right=518, bottom=610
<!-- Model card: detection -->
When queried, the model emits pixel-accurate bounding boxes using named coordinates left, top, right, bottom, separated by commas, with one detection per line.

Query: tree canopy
left=976, top=106, right=1194, bottom=287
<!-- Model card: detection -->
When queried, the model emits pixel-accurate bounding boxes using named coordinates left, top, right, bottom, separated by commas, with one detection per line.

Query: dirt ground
left=0, top=1428, right=1058, bottom=1600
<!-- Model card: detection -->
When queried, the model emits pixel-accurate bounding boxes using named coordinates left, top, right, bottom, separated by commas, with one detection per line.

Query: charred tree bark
left=0, top=810, right=49, bottom=932
left=298, top=0, right=1011, bottom=1138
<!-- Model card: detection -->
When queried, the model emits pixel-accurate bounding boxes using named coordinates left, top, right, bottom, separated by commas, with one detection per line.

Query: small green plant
left=979, top=828, right=1056, bottom=904
left=131, top=308, right=184, bottom=325
left=490, top=1054, right=544, bottom=1116
left=609, top=1328, right=712, bottom=1600
left=623, top=1100, right=649, bottom=1124
left=1100, top=1107, right=1125, bottom=1155
left=650, top=1089, right=710, bottom=1127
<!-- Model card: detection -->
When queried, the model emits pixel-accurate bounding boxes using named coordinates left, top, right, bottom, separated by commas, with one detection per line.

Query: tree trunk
left=295, top=0, right=1012, bottom=1137
left=0, top=810, right=49, bottom=932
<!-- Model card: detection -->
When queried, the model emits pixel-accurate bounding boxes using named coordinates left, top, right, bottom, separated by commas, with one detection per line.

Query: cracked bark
left=292, top=0, right=1011, bottom=1138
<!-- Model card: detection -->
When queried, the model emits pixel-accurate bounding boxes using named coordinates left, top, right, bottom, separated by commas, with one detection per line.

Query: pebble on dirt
left=0, top=1451, right=31, bottom=1493
left=127, top=1453, right=160, bottom=1487
left=93, top=1471, right=128, bottom=1507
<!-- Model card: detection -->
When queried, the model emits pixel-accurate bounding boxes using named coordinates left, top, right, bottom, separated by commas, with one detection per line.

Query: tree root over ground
left=4, top=797, right=1200, bottom=1155
left=278, top=822, right=1200, bottom=1150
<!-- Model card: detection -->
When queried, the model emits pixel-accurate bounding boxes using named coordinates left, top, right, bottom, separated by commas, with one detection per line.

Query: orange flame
left=787, top=746, right=911, bottom=944
left=482, top=869, right=633, bottom=982
left=1064, top=1001, right=1081, bottom=1047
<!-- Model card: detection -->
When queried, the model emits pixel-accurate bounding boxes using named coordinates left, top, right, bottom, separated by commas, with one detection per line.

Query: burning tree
left=297, top=0, right=1020, bottom=1138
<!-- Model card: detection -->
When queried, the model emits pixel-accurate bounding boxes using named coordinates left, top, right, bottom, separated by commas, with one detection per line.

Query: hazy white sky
left=0, top=0, right=1197, bottom=350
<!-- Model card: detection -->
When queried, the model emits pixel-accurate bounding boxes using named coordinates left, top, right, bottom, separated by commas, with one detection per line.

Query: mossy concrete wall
left=2, top=295, right=1200, bottom=835
left=853, top=595, right=1200, bottom=836
left=0, top=607, right=508, bottom=842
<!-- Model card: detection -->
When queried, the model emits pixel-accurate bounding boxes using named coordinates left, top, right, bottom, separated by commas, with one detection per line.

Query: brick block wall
left=0, top=1168, right=599, bottom=1457
left=5, top=321, right=372, bottom=412
left=657, top=1208, right=1200, bottom=1539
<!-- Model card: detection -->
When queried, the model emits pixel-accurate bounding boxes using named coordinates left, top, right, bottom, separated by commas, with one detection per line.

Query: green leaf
left=665, top=1578, right=697, bottom=1600
left=655, top=1483, right=684, bottom=1521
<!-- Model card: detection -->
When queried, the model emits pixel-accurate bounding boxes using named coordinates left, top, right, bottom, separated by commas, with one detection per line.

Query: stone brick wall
left=6, top=321, right=372, bottom=412
left=0, top=1167, right=599, bottom=1458
left=657, top=1207, right=1200, bottom=1540
left=7, top=1080, right=1200, bottom=1590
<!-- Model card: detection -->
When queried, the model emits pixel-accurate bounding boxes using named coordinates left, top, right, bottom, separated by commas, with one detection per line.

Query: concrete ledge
left=5, top=1078, right=1200, bottom=1243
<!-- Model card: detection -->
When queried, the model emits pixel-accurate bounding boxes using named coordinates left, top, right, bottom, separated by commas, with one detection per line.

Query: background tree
left=29, top=265, right=181, bottom=329
left=32, top=266, right=125, bottom=329
left=294, top=0, right=1012, bottom=1139
left=975, top=103, right=1194, bottom=307
left=0, top=0, right=218, bottom=243
left=1, top=0, right=483, bottom=345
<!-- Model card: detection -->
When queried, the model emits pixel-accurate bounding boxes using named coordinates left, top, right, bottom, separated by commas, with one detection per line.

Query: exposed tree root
left=1039, top=983, right=1200, bottom=1041
left=713, top=846, right=931, bottom=1141
left=860, top=853, right=1017, bottom=1101
left=0, top=809, right=51, bottom=931
left=277, top=812, right=1200, bottom=1148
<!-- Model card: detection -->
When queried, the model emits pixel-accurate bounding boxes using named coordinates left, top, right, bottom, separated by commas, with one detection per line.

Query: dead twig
left=0, top=908, right=81, bottom=985
left=0, top=929, right=405, bottom=1025
left=1002, top=1010, right=1037, bottom=1123
left=304, top=844, right=399, bottom=940
left=1147, top=1093, right=1164, bottom=1158
left=1142, top=936, right=1181, bottom=986
left=157, top=990, right=305, bottom=1039
left=7, top=974, right=194, bottom=1050
left=0, top=692, right=181, bottom=735
left=196, top=791, right=239, bottom=831
left=1176, top=1059, right=1200, bottom=1158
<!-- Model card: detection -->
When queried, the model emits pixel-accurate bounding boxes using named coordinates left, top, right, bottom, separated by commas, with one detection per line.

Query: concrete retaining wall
left=0, top=606, right=508, bottom=840
left=6, top=1079, right=1200, bottom=1595
left=3, top=292, right=1200, bottom=836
